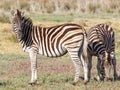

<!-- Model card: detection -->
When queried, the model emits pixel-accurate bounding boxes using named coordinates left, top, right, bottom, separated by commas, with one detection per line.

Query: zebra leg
left=71, top=56, right=81, bottom=85
left=96, top=58, right=101, bottom=81
left=100, top=59, right=106, bottom=81
left=81, top=54, right=89, bottom=84
left=111, top=54, right=118, bottom=80
left=87, top=54, right=92, bottom=80
left=97, top=55, right=105, bottom=81
left=97, top=54, right=105, bottom=80
left=29, top=50, right=37, bottom=85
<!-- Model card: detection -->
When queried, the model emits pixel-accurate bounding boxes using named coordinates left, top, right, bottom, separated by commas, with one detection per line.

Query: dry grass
left=0, top=0, right=120, bottom=14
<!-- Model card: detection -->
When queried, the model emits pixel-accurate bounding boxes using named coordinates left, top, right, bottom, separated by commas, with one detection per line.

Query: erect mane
left=21, top=16, right=33, bottom=26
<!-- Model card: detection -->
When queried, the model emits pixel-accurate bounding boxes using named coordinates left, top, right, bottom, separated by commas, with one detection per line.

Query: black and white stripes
left=11, top=9, right=89, bottom=85
left=87, top=24, right=117, bottom=81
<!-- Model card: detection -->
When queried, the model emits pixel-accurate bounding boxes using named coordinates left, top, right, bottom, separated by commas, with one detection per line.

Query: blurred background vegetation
left=0, top=0, right=120, bottom=23
left=1, top=0, right=120, bottom=14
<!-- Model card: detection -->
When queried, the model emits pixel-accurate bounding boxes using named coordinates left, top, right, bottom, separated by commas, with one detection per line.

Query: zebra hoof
left=94, top=76, right=100, bottom=81
left=71, top=82, right=77, bottom=86
left=114, top=77, right=117, bottom=81
left=84, top=80, right=89, bottom=85
left=114, top=75, right=118, bottom=81
left=104, top=77, right=109, bottom=81
left=29, top=81, right=37, bottom=86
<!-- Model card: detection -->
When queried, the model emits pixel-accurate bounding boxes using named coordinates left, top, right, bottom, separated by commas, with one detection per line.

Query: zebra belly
left=38, top=46, right=67, bottom=57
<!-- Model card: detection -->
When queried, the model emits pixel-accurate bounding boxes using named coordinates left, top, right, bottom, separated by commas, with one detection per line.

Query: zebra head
left=11, top=9, right=24, bottom=40
left=104, top=51, right=112, bottom=67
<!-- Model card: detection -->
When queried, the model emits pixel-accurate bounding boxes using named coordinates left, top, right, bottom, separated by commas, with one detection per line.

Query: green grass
left=29, top=13, right=120, bottom=24
left=0, top=53, right=27, bottom=61
left=30, top=14, right=74, bottom=23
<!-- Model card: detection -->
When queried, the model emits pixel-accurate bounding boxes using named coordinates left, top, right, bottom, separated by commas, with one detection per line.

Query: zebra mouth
left=16, top=33, right=22, bottom=40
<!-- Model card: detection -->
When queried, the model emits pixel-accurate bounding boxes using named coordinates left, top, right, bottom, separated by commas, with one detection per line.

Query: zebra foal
left=87, top=24, right=118, bottom=81
left=11, top=9, right=89, bottom=85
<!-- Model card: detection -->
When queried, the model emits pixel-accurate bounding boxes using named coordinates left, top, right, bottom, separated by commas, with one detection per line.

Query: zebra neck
left=20, top=27, right=33, bottom=52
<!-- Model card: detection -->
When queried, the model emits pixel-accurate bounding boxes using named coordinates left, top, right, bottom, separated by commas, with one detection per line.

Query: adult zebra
left=11, top=9, right=89, bottom=85
left=87, top=24, right=118, bottom=81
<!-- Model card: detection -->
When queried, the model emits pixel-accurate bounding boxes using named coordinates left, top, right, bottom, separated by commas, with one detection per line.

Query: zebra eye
left=13, top=21, right=15, bottom=24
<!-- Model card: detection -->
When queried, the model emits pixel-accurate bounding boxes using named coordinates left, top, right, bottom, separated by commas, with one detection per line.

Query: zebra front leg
left=96, top=59, right=101, bottom=81
left=29, top=50, right=37, bottom=85
left=97, top=55, right=106, bottom=81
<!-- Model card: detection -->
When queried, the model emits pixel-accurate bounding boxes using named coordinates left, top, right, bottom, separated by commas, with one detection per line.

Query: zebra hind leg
left=80, top=54, right=89, bottom=84
left=70, top=56, right=81, bottom=85
left=87, top=54, right=92, bottom=81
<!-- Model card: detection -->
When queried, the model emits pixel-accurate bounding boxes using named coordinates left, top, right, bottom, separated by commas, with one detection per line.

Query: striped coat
left=11, top=9, right=89, bottom=85
left=87, top=24, right=117, bottom=81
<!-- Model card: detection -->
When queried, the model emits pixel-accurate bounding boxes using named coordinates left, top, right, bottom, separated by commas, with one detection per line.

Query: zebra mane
left=20, top=16, right=33, bottom=45
left=21, top=16, right=33, bottom=26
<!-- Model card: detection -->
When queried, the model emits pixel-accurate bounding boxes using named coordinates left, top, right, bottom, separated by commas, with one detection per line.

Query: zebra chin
left=16, top=34, right=22, bottom=40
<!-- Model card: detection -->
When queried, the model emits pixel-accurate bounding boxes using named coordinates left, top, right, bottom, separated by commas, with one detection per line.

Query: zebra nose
left=18, top=28, right=22, bottom=31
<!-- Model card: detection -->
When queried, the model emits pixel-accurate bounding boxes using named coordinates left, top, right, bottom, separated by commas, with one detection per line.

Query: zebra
left=11, top=9, right=89, bottom=85
left=87, top=24, right=118, bottom=81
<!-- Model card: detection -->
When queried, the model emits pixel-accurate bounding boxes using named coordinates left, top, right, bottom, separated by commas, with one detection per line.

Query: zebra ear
left=16, top=9, right=21, bottom=16
left=11, top=10, right=15, bottom=16
left=21, top=11, right=25, bottom=16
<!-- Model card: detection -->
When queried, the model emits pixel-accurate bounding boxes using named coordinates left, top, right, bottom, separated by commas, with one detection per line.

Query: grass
left=0, top=14, right=120, bottom=90
left=29, top=13, right=120, bottom=23
left=0, top=54, right=120, bottom=90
